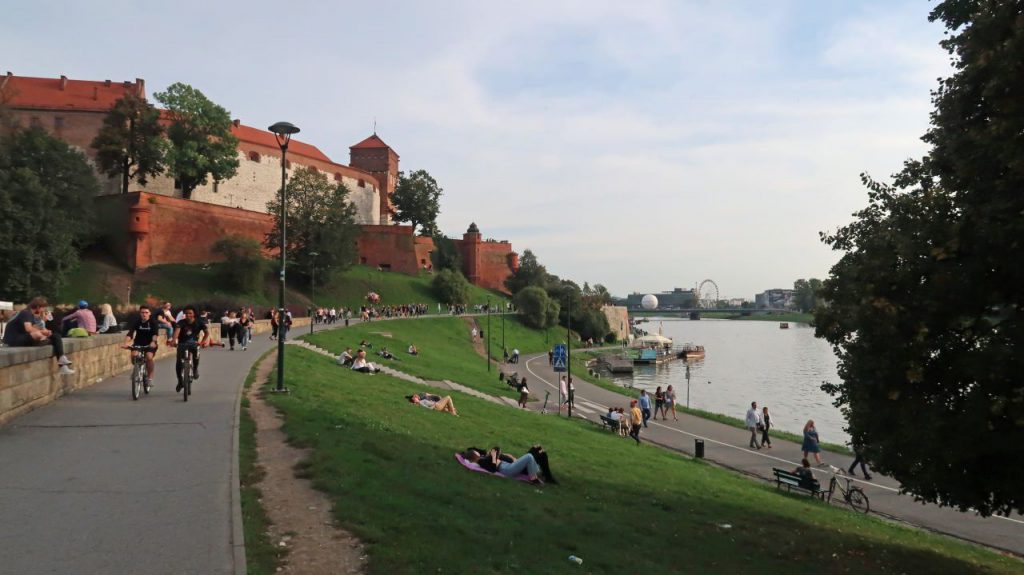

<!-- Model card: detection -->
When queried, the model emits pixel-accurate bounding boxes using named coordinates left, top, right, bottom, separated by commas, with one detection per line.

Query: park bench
left=772, top=467, right=825, bottom=499
left=600, top=414, right=621, bottom=431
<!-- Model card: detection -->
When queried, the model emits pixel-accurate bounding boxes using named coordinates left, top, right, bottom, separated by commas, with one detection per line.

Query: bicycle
left=826, top=465, right=870, bottom=513
left=126, top=345, right=153, bottom=400
left=177, top=341, right=199, bottom=402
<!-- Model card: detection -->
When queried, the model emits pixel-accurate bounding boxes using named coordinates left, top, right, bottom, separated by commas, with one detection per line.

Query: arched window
left=248, top=151, right=260, bottom=162
left=334, top=172, right=342, bottom=181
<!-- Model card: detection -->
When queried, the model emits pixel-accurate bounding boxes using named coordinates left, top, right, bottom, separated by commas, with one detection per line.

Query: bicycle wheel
left=182, top=360, right=191, bottom=402
left=847, top=487, right=870, bottom=514
left=131, top=363, right=143, bottom=401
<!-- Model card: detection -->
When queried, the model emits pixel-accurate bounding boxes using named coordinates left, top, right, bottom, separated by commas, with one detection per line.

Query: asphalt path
left=519, top=352, right=1024, bottom=557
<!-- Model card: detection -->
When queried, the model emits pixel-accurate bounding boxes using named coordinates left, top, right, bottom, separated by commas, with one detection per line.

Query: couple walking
left=744, top=401, right=773, bottom=449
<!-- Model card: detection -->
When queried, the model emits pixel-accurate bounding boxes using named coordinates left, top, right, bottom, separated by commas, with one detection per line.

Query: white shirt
left=745, top=408, right=761, bottom=428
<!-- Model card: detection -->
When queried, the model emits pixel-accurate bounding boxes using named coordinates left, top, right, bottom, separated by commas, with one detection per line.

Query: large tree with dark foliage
left=154, top=83, right=239, bottom=200
left=816, top=0, right=1024, bottom=517
left=504, top=249, right=548, bottom=294
left=91, top=93, right=166, bottom=194
left=392, top=169, right=442, bottom=235
left=265, top=167, right=360, bottom=287
left=0, top=128, right=98, bottom=300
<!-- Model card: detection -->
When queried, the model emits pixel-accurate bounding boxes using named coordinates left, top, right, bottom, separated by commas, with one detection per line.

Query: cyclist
left=171, top=306, right=209, bottom=392
left=123, top=305, right=170, bottom=388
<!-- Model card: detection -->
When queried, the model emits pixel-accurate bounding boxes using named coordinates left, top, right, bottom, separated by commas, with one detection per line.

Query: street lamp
left=486, top=296, right=491, bottom=373
left=309, top=251, right=319, bottom=334
left=566, top=295, right=573, bottom=418
left=269, top=121, right=300, bottom=393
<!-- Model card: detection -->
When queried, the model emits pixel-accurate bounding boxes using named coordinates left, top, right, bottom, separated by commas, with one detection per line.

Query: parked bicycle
left=826, top=465, right=870, bottom=513
left=125, top=345, right=153, bottom=400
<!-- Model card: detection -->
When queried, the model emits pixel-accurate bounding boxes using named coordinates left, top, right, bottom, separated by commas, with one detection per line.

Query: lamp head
left=309, top=252, right=319, bottom=257
left=268, top=121, right=300, bottom=148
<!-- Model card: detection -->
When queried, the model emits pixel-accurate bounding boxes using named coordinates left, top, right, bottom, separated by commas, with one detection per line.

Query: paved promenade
left=519, top=352, right=1024, bottom=557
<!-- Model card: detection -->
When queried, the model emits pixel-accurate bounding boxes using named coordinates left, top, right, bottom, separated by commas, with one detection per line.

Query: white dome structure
left=641, top=294, right=659, bottom=310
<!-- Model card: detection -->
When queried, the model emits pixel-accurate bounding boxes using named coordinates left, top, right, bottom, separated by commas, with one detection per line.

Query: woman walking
left=802, top=419, right=824, bottom=465
left=665, top=385, right=678, bottom=420
left=653, top=386, right=665, bottom=420
left=760, top=406, right=772, bottom=448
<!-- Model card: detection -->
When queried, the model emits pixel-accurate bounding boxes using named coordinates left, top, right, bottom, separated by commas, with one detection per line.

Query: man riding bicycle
left=123, top=304, right=171, bottom=388
left=171, top=306, right=209, bottom=392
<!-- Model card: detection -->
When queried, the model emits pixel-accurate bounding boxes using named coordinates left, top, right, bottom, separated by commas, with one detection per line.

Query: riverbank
left=630, top=310, right=814, bottom=323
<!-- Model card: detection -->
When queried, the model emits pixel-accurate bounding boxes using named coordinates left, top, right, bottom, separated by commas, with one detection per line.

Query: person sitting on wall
left=3, top=297, right=75, bottom=375
left=61, top=300, right=97, bottom=336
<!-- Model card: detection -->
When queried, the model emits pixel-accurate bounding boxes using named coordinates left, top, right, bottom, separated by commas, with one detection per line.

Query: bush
left=212, top=235, right=267, bottom=293
left=431, top=269, right=471, bottom=304
left=514, top=286, right=560, bottom=329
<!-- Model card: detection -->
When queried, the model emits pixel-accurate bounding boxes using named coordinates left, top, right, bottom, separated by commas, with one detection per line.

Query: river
left=609, top=317, right=849, bottom=444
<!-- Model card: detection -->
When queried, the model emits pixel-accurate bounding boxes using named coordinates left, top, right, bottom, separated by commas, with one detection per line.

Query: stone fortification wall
left=0, top=318, right=307, bottom=426
left=357, top=225, right=432, bottom=275
left=602, top=305, right=630, bottom=341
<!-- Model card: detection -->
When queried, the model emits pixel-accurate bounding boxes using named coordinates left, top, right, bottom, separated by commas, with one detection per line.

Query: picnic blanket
left=454, top=453, right=531, bottom=483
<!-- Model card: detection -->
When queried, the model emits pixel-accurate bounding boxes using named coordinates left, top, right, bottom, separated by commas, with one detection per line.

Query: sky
left=3, top=1, right=952, bottom=299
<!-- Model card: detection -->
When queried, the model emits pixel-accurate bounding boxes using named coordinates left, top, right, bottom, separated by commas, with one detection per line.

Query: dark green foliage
left=0, top=128, right=98, bottom=300
left=429, top=231, right=462, bottom=272
left=431, top=268, right=471, bottom=304
left=503, top=249, right=548, bottom=294
left=212, top=235, right=267, bottom=293
left=266, top=167, right=360, bottom=287
left=816, top=1, right=1024, bottom=516
left=91, top=93, right=166, bottom=194
left=513, top=286, right=560, bottom=329
left=792, top=278, right=822, bottom=313
left=572, top=308, right=610, bottom=343
left=392, top=169, right=442, bottom=235
left=154, top=83, right=239, bottom=200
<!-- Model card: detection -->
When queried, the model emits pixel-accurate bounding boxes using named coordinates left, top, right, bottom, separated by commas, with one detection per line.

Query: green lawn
left=261, top=345, right=1020, bottom=574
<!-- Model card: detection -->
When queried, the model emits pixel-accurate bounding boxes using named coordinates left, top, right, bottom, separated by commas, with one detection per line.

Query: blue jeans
left=498, top=453, right=540, bottom=478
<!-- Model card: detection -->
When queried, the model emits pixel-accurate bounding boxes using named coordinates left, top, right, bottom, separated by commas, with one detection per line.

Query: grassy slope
left=264, top=345, right=1019, bottom=575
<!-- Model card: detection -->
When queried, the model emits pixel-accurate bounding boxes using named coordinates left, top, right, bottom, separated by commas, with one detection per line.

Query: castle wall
left=452, top=237, right=516, bottom=293
left=601, top=305, right=630, bottom=341
left=356, top=225, right=433, bottom=275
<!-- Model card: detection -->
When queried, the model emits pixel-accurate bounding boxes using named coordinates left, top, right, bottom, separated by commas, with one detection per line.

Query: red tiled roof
left=350, top=133, right=391, bottom=149
left=0, top=74, right=143, bottom=112
left=231, top=123, right=332, bottom=163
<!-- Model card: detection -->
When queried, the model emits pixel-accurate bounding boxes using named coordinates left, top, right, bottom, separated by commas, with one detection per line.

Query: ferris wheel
left=697, top=279, right=719, bottom=309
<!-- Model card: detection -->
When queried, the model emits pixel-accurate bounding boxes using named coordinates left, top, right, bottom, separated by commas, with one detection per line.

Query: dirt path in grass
left=248, top=353, right=366, bottom=575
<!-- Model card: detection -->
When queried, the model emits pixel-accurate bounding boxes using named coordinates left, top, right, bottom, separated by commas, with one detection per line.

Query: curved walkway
left=519, top=352, right=1024, bottom=557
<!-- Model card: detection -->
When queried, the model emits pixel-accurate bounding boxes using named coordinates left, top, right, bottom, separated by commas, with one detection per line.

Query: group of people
left=463, top=445, right=556, bottom=485
left=219, top=310, right=256, bottom=350
left=312, top=307, right=352, bottom=325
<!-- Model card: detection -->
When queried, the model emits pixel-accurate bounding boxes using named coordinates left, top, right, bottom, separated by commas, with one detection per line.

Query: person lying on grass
left=359, top=339, right=372, bottom=348
left=407, top=393, right=458, bottom=416
left=378, top=347, right=397, bottom=360
left=463, top=445, right=557, bottom=485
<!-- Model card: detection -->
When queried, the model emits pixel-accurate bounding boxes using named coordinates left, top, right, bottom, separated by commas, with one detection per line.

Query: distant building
left=755, top=289, right=795, bottom=309
left=625, top=287, right=696, bottom=310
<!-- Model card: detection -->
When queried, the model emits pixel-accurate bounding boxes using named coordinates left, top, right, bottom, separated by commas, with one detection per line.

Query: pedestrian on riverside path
left=848, top=441, right=872, bottom=480
left=558, top=376, right=569, bottom=411
left=638, top=390, right=652, bottom=427
left=760, top=406, right=772, bottom=448
left=516, top=377, right=530, bottom=408
left=654, top=386, right=665, bottom=420
left=745, top=401, right=762, bottom=449
left=665, top=385, right=678, bottom=420
left=629, top=400, right=643, bottom=445
left=802, top=420, right=824, bottom=466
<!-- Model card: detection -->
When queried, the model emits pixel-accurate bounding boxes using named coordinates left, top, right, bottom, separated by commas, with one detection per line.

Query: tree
left=514, top=286, right=560, bottom=330
left=430, top=231, right=462, bottom=272
left=816, top=0, right=1024, bottom=517
left=0, top=128, right=98, bottom=300
left=793, top=278, right=822, bottom=313
left=154, top=83, right=239, bottom=200
left=431, top=269, right=472, bottom=304
left=504, top=249, right=548, bottom=294
left=392, top=169, right=442, bottom=235
left=91, top=93, right=166, bottom=194
left=212, top=235, right=267, bottom=293
left=265, top=167, right=360, bottom=287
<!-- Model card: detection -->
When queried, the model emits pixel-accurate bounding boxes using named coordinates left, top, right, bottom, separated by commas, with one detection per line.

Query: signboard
left=553, top=344, right=568, bottom=372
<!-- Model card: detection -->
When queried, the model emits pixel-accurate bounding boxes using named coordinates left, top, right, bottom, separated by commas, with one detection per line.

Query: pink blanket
left=454, top=453, right=531, bottom=483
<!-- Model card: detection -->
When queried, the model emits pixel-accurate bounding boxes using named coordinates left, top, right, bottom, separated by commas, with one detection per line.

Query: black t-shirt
left=2, top=309, right=35, bottom=344
left=127, top=316, right=162, bottom=347
left=176, top=318, right=208, bottom=342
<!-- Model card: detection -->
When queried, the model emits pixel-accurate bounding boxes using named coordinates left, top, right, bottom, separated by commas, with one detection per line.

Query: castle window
left=358, top=179, right=366, bottom=188
left=309, top=166, right=319, bottom=173
left=30, top=116, right=42, bottom=128
left=248, top=151, right=260, bottom=162
left=334, top=172, right=342, bottom=181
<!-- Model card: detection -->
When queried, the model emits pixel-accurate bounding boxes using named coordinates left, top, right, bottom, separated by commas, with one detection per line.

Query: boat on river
left=676, top=343, right=705, bottom=359
left=779, top=322, right=789, bottom=329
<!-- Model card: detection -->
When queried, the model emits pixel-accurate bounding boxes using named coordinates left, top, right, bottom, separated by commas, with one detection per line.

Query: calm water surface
left=611, top=318, right=849, bottom=444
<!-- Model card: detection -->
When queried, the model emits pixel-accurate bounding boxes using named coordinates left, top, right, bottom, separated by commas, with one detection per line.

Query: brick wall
left=356, top=225, right=431, bottom=275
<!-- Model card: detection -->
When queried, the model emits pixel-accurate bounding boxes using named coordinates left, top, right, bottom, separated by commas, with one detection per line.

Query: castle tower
left=462, top=222, right=482, bottom=284
left=349, top=133, right=399, bottom=224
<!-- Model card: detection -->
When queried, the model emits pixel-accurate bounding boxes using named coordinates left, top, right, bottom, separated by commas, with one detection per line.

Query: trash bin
left=695, top=439, right=705, bottom=458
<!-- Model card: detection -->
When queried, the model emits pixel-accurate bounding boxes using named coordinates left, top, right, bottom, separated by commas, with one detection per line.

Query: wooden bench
left=600, top=415, right=621, bottom=431
left=772, top=468, right=826, bottom=499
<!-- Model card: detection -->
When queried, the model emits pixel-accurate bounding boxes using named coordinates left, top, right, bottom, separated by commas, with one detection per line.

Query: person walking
left=802, top=419, right=824, bottom=466
left=848, top=441, right=872, bottom=479
left=665, top=385, right=678, bottom=420
left=653, top=386, right=665, bottom=420
left=745, top=401, right=762, bottom=449
left=638, top=390, right=652, bottom=428
left=516, top=377, right=531, bottom=409
left=629, top=400, right=643, bottom=445
left=760, top=406, right=772, bottom=448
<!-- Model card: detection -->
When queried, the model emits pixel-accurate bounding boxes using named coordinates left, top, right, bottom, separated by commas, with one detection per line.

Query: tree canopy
left=0, top=128, right=98, bottom=300
left=430, top=231, right=462, bottom=272
left=265, top=167, right=360, bottom=287
left=504, top=249, right=548, bottom=294
left=815, top=0, right=1024, bottom=517
left=91, top=93, right=166, bottom=194
left=392, top=169, right=442, bottom=235
left=792, top=278, right=822, bottom=313
left=431, top=268, right=472, bottom=305
left=514, top=286, right=560, bottom=330
left=154, top=83, right=239, bottom=200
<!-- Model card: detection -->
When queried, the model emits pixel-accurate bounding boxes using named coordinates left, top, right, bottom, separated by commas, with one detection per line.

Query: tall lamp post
left=486, top=296, right=491, bottom=373
left=566, top=295, right=573, bottom=418
left=269, top=121, right=300, bottom=393
left=309, top=251, right=319, bottom=335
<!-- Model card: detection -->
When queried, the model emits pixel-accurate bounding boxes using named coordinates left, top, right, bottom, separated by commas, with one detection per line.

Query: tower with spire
left=349, top=132, right=399, bottom=224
